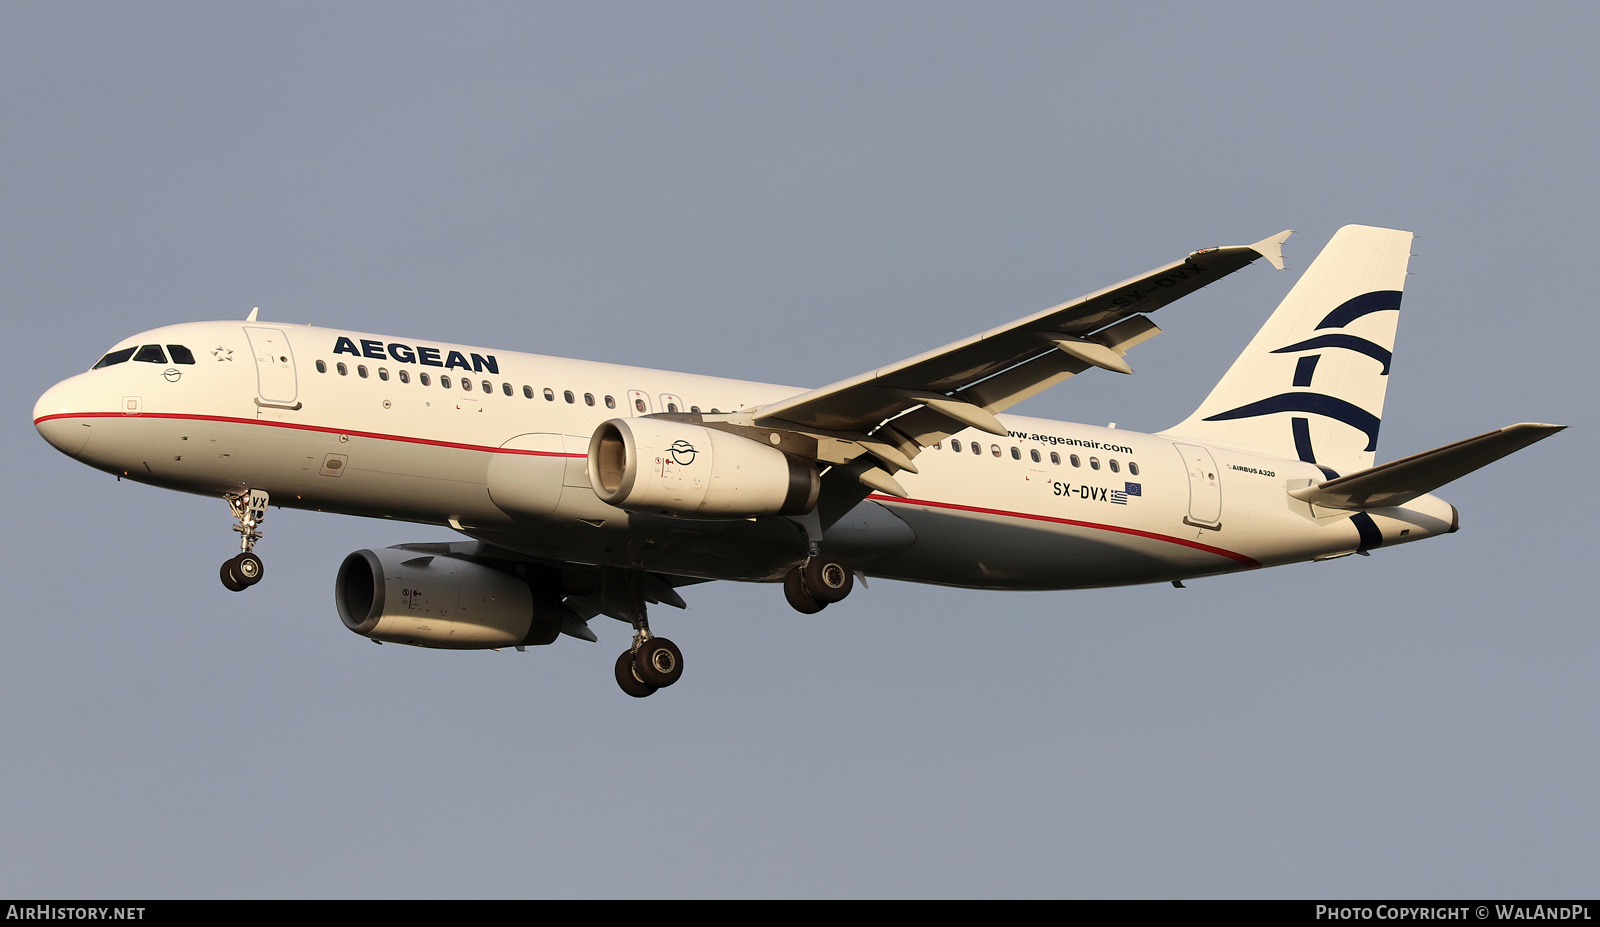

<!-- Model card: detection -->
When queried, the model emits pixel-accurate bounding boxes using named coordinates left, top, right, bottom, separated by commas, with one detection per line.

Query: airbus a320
left=34, top=225, right=1563, bottom=696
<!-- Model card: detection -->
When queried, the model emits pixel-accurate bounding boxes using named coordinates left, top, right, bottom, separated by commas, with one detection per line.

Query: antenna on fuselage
left=246, top=307, right=259, bottom=322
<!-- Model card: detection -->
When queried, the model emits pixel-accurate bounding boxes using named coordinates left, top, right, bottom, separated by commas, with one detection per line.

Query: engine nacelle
left=335, top=547, right=565, bottom=649
left=588, top=418, right=819, bottom=518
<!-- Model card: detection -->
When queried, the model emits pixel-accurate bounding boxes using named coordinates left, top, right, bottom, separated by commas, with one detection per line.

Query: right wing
left=702, top=230, right=1291, bottom=501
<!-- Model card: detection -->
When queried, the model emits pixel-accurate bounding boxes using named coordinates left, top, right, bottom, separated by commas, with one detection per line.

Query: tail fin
left=1161, top=225, right=1414, bottom=475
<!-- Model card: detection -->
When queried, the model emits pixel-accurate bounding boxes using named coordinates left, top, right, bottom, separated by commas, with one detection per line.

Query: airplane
left=33, top=225, right=1563, bottom=697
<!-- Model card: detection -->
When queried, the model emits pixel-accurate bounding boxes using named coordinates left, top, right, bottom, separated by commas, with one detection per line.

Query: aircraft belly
left=865, top=503, right=1248, bottom=590
left=468, top=514, right=809, bottom=582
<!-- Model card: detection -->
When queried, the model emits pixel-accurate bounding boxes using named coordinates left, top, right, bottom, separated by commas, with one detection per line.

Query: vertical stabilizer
left=1161, top=225, right=1414, bottom=475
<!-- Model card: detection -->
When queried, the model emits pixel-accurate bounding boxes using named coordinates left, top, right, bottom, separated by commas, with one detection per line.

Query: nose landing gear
left=220, top=490, right=269, bottom=592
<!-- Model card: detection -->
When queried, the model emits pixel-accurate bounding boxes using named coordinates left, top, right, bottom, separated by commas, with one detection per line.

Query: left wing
left=703, top=231, right=1290, bottom=500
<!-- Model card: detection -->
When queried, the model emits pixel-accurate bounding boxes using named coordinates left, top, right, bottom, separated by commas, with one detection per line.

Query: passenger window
left=316, top=360, right=327, bottom=374
left=502, top=383, right=512, bottom=397
left=399, top=370, right=410, bottom=384
left=523, top=385, right=533, bottom=399
left=482, top=380, right=493, bottom=394
left=608, top=397, right=618, bottom=409
left=971, top=442, right=981, bottom=455
left=543, top=388, right=554, bottom=401
left=690, top=405, right=700, bottom=413
left=1070, top=454, right=1080, bottom=467
left=1089, top=457, right=1100, bottom=470
left=634, top=398, right=646, bottom=413
left=1129, top=462, right=1140, bottom=476
left=1030, top=449, right=1041, bottom=463
left=1109, top=459, right=1120, bottom=473
left=1010, top=447, right=1021, bottom=460
left=378, top=368, right=389, bottom=381
left=337, top=362, right=348, bottom=376
left=442, top=376, right=452, bottom=389
left=134, top=345, right=167, bottom=364
left=166, top=345, right=196, bottom=365
left=460, top=378, right=472, bottom=391
left=990, top=445, right=1001, bottom=457
left=565, top=390, right=575, bottom=404
left=420, top=372, right=431, bottom=386
left=584, top=393, right=595, bottom=406
left=358, top=365, right=369, bottom=378
left=666, top=402, right=678, bottom=413
left=92, top=347, right=137, bottom=369
left=1050, top=452, right=1060, bottom=465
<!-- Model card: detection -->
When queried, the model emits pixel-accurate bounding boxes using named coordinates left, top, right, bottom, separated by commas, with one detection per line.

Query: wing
left=708, top=231, right=1291, bottom=501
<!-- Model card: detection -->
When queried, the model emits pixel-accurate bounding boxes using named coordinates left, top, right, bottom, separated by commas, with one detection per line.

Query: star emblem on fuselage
left=212, top=346, right=233, bottom=362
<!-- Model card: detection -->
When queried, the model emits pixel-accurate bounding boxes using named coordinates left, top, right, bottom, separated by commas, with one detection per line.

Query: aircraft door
left=1174, top=443, right=1223, bottom=529
left=245, top=327, right=299, bottom=407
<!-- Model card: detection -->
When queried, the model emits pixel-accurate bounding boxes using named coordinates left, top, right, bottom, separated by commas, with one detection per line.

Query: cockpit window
left=92, top=347, right=137, bottom=369
left=166, top=345, right=196, bottom=365
left=133, top=344, right=168, bottom=364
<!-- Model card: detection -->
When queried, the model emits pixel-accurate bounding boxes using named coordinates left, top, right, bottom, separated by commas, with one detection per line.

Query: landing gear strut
left=220, top=489, right=269, bottom=592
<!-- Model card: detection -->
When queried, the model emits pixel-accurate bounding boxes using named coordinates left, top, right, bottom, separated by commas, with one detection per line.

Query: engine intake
left=335, top=547, right=565, bottom=649
left=588, top=418, right=819, bottom=518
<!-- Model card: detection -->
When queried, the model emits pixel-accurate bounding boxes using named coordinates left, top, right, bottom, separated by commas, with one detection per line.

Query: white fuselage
left=34, top=320, right=1460, bottom=591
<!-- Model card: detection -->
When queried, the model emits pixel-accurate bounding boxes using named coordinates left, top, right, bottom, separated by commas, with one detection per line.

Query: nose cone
left=35, top=379, right=93, bottom=458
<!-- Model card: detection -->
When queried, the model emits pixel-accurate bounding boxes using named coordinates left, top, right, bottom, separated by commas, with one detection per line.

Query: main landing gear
left=605, top=568, right=685, bottom=698
left=615, top=633, right=684, bottom=698
left=219, top=489, right=269, bottom=592
left=783, top=552, right=854, bottom=614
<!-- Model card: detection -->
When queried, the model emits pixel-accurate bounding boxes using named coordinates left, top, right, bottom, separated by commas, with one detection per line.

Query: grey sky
left=2, top=3, right=1594, bottom=898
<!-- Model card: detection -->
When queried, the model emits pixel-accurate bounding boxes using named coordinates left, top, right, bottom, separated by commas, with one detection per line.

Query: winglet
left=246, top=307, right=260, bottom=322
left=1249, top=230, right=1293, bottom=270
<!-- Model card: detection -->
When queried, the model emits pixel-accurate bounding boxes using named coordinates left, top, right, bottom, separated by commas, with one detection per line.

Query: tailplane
left=1289, top=423, right=1565, bottom=510
left=1162, top=225, right=1414, bottom=475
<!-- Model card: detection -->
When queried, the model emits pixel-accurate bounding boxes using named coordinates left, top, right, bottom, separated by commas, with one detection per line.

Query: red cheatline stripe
left=32, top=411, right=587, bottom=457
left=36, top=411, right=1255, bottom=565
left=867, top=493, right=1260, bottom=566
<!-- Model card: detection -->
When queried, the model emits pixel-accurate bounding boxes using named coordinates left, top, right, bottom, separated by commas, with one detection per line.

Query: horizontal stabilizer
left=1289, top=423, right=1565, bottom=510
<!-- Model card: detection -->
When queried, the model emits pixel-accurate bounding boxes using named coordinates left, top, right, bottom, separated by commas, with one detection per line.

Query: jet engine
left=335, top=547, right=566, bottom=649
left=587, top=418, right=819, bottom=518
